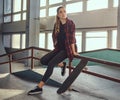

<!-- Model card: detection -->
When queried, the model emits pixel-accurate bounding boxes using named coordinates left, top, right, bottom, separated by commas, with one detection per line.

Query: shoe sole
left=28, top=91, right=42, bottom=95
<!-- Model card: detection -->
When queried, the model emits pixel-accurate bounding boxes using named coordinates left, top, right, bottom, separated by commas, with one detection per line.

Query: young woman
left=28, top=6, right=79, bottom=95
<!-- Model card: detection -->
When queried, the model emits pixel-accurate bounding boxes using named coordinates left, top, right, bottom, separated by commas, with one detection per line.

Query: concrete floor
left=0, top=63, right=120, bottom=100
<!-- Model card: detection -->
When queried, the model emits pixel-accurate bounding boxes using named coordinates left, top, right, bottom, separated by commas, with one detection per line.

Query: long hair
left=54, top=6, right=65, bottom=33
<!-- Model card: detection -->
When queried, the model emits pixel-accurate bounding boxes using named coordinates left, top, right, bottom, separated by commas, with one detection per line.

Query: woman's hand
left=73, top=52, right=79, bottom=56
left=71, top=44, right=79, bottom=56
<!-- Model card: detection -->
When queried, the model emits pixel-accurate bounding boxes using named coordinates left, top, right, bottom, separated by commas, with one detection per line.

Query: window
left=87, top=0, right=108, bottom=11
left=40, top=9, right=46, bottom=17
left=13, top=0, right=21, bottom=13
left=3, top=0, right=27, bottom=23
left=23, top=0, right=27, bottom=10
left=22, top=12, right=26, bottom=20
left=40, top=0, right=46, bottom=7
left=86, top=31, right=107, bottom=51
left=49, top=0, right=62, bottom=5
left=4, top=0, right=11, bottom=14
left=66, top=2, right=83, bottom=13
left=49, top=6, right=60, bottom=16
left=4, top=16, right=11, bottom=23
left=13, top=14, right=21, bottom=21
left=12, top=34, right=20, bottom=49
left=39, top=33, right=45, bottom=48
left=112, top=30, right=117, bottom=49
left=22, top=34, right=26, bottom=49
left=113, top=0, right=119, bottom=7
left=4, top=0, right=12, bottom=23
left=3, top=35, right=11, bottom=48
left=76, top=32, right=82, bottom=52
left=3, top=33, right=26, bottom=49
left=47, top=33, right=53, bottom=50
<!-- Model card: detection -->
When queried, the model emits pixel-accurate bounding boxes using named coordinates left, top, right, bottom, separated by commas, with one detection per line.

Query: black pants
left=40, top=50, right=67, bottom=82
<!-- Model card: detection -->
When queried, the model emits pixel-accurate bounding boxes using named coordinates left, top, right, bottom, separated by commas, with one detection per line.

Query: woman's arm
left=71, top=43, right=79, bottom=56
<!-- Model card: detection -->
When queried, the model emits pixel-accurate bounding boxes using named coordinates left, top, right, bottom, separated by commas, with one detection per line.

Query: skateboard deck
left=57, top=59, right=88, bottom=94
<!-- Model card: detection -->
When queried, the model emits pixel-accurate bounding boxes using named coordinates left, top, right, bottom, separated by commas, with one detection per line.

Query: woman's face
left=57, top=7, right=67, bottom=20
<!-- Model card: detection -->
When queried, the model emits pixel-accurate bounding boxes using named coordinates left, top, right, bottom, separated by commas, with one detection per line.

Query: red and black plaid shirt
left=52, top=18, right=77, bottom=61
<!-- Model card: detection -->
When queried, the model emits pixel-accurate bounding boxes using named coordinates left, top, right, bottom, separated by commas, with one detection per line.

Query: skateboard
left=57, top=59, right=88, bottom=94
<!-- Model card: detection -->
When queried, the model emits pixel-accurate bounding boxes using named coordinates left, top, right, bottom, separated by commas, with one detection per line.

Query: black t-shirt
left=57, top=23, right=66, bottom=50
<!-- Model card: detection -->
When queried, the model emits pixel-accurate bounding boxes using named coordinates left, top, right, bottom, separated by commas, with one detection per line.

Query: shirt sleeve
left=69, top=20, right=76, bottom=44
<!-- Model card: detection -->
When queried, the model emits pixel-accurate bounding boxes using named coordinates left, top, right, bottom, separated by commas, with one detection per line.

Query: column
left=117, top=0, right=120, bottom=49
left=26, top=0, right=40, bottom=47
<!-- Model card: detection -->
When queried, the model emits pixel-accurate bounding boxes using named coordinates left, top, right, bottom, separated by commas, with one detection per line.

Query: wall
left=3, top=8, right=117, bottom=32
left=40, top=8, right=117, bottom=30
left=3, top=21, right=26, bottom=32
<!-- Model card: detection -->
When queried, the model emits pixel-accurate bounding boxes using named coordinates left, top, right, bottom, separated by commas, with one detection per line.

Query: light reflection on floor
left=0, top=89, right=25, bottom=100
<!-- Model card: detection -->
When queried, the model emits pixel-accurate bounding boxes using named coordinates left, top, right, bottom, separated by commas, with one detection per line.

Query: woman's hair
left=54, top=6, right=65, bottom=33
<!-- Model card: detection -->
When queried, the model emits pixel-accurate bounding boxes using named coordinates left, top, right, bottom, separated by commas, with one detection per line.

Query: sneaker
left=27, top=86, right=43, bottom=95
left=61, top=62, right=67, bottom=76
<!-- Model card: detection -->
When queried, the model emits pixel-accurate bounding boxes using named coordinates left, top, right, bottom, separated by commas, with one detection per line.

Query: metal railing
left=0, top=47, right=120, bottom=83
left=0, top=46, right=50, bottom=73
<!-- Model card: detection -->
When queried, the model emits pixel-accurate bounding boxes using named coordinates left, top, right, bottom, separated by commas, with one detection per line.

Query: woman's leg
left=28, top=50, right=67, bottom=95
left=38, top=50, right=60, bottom=88
left=38, top=50, right=67, bottom=87
left=40, top=50, right=59, bottom=65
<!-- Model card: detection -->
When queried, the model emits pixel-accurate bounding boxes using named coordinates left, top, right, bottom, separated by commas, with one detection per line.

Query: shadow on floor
left=12, top=69, right=62, bottom=88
